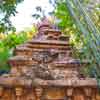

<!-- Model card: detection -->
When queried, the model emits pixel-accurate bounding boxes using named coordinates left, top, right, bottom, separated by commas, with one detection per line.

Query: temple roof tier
left=0, top=76, right=97, bottom=87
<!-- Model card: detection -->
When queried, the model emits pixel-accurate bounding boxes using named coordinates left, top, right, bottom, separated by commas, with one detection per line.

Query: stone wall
left=0, top=86, right=100, bottom=100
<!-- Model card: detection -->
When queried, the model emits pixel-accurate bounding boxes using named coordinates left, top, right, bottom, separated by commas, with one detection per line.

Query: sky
left=10, top=0, right=54, bottom=32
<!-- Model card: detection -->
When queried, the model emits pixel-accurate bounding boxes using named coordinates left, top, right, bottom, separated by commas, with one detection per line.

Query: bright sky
left=10, top=0, right=54, bottom=31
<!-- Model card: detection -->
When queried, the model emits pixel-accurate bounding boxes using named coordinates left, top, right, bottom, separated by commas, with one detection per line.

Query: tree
left=0, top=0, right=24, bottom=33
left=53, top=0, right=100, bottom=81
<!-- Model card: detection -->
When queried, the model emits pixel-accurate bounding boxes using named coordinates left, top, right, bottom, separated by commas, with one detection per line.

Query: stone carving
left=32, top=50, right=58, bottom=63
left=20, top=50, right=58, bottom=80
left=0, top=18, right=98, bottom=100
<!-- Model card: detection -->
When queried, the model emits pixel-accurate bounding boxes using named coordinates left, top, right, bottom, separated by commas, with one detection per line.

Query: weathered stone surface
left=5, top=18, right=97, bottom=83
left=0, top=18, right=98, bottom=100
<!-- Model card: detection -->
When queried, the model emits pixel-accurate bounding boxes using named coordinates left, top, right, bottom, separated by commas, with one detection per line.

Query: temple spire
left=35, top=17, right=61, bottom=40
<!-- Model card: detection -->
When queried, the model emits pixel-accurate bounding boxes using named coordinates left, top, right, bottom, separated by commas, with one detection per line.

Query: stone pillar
left=15, top=87, right=23, bottom=100
left=84, top=87, right=92, bottom=100
left=95, top=90, right=100, bottom=100
left=66, top=88, right=73, bottom=100
left=35, top=87, right=43, bottom=100
left=0, top=86, right=3, bottom=98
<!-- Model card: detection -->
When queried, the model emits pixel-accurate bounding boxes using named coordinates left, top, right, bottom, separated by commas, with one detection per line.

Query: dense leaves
left=54, top=0, right=100, bottom=79
left=0, top=26, right=36, bottom=74
left=0, top=0, right=24, bottom=33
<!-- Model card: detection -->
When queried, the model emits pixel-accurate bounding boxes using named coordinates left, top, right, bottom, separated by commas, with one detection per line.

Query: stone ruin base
left=0, top=77, right=99, bottom=100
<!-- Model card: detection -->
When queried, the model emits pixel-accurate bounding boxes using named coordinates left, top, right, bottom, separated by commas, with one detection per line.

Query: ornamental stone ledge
left=0, top=76, right=97, bottom=87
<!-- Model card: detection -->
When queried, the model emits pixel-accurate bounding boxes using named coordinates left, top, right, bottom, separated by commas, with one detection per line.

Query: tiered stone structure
left=0, top=18, right=99, bottom=100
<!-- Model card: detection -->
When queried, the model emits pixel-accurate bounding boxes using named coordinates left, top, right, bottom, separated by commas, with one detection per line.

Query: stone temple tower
left=0, top=18, right=99, bottom=100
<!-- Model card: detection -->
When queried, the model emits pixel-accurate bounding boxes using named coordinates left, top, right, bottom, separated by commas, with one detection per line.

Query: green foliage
left=2, top=32, right=28, bottom=49
left=0, top=45, right=11, bottom=71
left=0, top=32, right=27, bottom=73
left=55, top=1, right=74, bottom=30
left=0, top=0, right=24, bottom=33
left=88, top=2, right=100, bottom=30
left=54, top=0, right=82, bottom=48
left=54, top=0, right=100, bottom=79
left=0, top=26, right=36, bottom=73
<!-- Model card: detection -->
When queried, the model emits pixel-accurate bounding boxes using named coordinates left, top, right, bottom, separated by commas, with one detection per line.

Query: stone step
left=52, top=59, right=88, bottom=68
left=9, top=56, right=36, bottom=66
left=46, top=35, right=70, bottom=41
left=27, top=40, right=72, bottom=50
left=14, top=46, right=33, bottom=56
left=28, top=39, right=70, bottom=45
left=0, top=76, right=97, bottom=87
left=44, top=29, right=62, bottom=35
left=14, top=45, right=73, bottom=57
left=44, top=29, right=70, bottom=41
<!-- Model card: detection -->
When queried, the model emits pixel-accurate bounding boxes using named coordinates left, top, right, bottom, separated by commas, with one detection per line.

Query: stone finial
left=36, top=17, right=52, bottom=39
left=37, top=17, right=52, bottom=30
left=36, top=18, right=62, bottom=40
